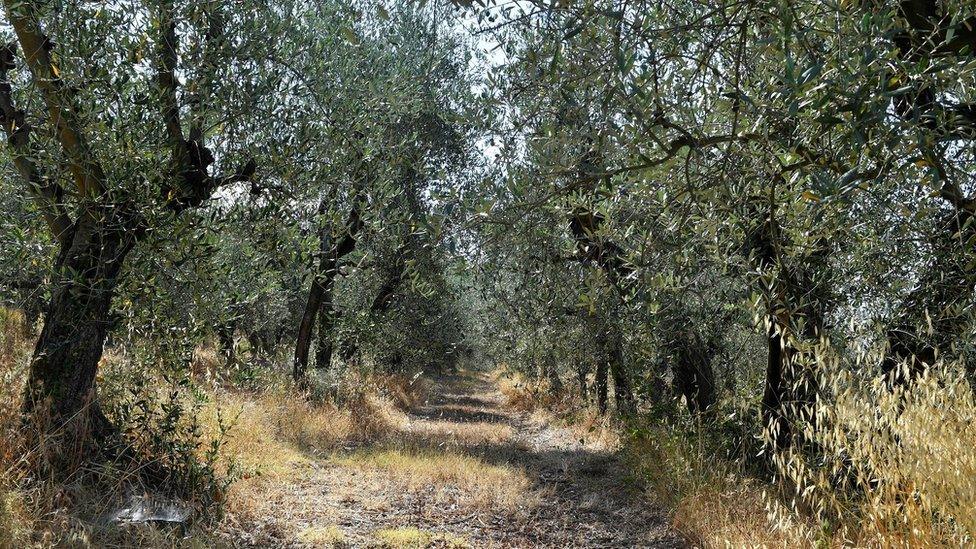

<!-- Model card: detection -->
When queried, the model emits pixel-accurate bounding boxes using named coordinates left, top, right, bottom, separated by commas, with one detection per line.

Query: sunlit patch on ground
left=297, top=524, right=346, bottom=547
left=372, top=526, right=469, bottom=548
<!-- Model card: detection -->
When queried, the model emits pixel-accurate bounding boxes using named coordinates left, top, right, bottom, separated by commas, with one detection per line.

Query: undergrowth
left=497, top=362, right=976, bottom=547
left=1, top=307, right=440, bottom=546
left=623, top=417, right=806, bottom=547
left=0, top=308, right=244, bottom=546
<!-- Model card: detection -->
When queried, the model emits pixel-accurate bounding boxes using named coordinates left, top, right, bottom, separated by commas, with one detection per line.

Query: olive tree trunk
left=293, top=200, right=362, bottom=383
left=23, top=211, right=136, bottom=442
left=595, top=355, right=609, bottom=415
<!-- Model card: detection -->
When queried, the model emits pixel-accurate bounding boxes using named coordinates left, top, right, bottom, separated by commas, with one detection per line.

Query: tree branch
left=154, top=0, right=255, bottom=213
left=2, top=0, right=106, bottom=197
left=0, top=42, right=72, bottom=244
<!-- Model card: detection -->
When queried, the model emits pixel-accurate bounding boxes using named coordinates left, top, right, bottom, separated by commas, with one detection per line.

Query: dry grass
left=334, top=446, right=535, bottom=513
left=496, top=370, right=551, bottom=412
left=372, top=526, right=469, bottom=548
left=190, top=344, right=226, bottom=381
left=773, top=358, right=976, bottom=547
left=202, top=390, right=315, bottom=477
left=623, top=423, right=806, bottom=548
left=201, top=356, right=976, bottom=546
left=406, top=417, right=514, bottom=446
left=554, top=407, right=622, bottom=450
left=199, top=368, right=539, bottom=521
left=0, top=491, right=29, bottom=549
left=6, top=303, right=974, bottom=548
left=675, top=485, right=802, bottom=548
left=297, top=524, right=346, bottom=547
left=370, top=373, right=429, bottom=410
left=1, top=313, right=535, bottom=546
left=500, top=353, right=976, bottom=548
left=319, top=374, right=538, bottom=516
left=0, top=308, right=34, bottom=548
left=0, top=312, right=236, bottom=548
left=202, top=369, right=540, bottom=541
left=497, top=369, right=620, bottom=449
left=199, top=371, right=424, bottom=468
left=201, top=374, right=418, bottom=519
left=495, top=369, right=805, bottom=547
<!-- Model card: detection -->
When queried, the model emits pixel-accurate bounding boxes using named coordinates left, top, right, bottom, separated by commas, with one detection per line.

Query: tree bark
left=370, top=254, right=406, bottom=314
left=877, top=2, right=976, bottom=385
left=608, top=336, right=633, bottom=414
left=762, top=319, right=792, bottom=450
left=3, top=1, right=106, bottom=197
left=670, top=332, right=717, bottom=415
left=369, top=164, right=425, bottom=316
left=314, top=281, right=336, bottom=371
left=744, top=204, right=829, bottom=452
left=293, top=199, right=362, bottom=383
left=294, top=276, right=325, bottom=383
left=22, top=210, right=135, bottom=441
left=595, top=355, right=609, bottom=415
left=570, top=211, right=636, bottom=416
left=543, top=352, right=563, bottom=394
left=0, top=44, right=71, bottom=244
left=880, top=212, right=974, bottom=386
left=3, top=2, right=126, bottom=440
left=2, top=0, right=254, bottom=457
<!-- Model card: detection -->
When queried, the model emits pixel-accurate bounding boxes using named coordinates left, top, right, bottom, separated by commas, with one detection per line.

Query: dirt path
left=224, top=372, right=683, bottom=548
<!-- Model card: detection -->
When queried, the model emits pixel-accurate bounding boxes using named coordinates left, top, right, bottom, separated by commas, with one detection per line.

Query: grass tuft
left=297, top=524, right=346, bottom=547
left=373, top=526, right=469, bottom=548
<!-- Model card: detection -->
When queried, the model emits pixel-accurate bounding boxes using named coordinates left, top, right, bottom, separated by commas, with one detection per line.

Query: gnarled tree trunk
left=315, top=292, right=336, bottom=371
left=23, top=210, right=136, bottom=442
left=744, top=203, right=829, bottom=452
left=577, top=363, right=589, bottom=402
left=294, top=272, right=326, bottom=382
left=761, top=319, right=792, bottom=450
left=570, top=209, right=637, bottom=415
left=879, top=2, right=976, bottom=386
left=1, top=0, right=255, bottom=456
left=543, top=351, right=563, bottom=394
left=595, top=354, right=609, bottom=415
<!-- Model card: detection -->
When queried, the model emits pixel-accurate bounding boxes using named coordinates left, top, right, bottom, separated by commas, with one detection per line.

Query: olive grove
left=1, top=0, right=975, bottom=545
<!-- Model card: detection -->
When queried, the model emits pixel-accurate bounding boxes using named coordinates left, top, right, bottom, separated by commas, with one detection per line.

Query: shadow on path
left=379, top=371, right=685, bottom=548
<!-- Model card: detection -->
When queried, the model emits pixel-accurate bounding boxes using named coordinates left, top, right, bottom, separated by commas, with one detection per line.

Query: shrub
left=111, top=368, right=240, bottom=522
